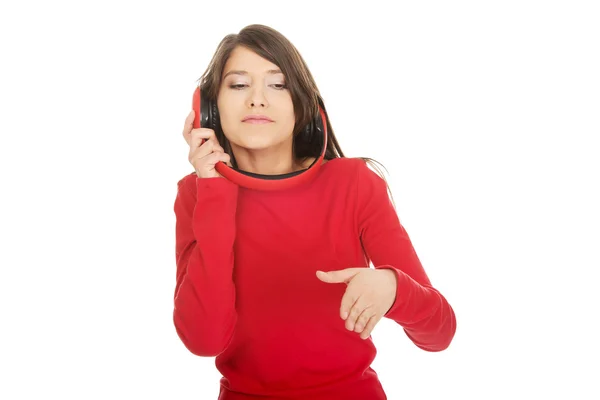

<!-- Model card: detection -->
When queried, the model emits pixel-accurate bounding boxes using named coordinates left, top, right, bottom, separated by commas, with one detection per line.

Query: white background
left=1, top=0, right=599, bottom=399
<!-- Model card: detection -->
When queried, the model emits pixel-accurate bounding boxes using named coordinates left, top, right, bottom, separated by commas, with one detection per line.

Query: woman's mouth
left=242, top=114, right=274, bottom=124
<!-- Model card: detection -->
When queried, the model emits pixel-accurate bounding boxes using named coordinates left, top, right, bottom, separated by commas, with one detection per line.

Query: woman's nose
left=247, top=87, right=268, bottom=108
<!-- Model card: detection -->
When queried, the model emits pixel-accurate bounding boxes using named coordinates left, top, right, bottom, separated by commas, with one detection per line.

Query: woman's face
left=217, top=46, right=295, bottom=153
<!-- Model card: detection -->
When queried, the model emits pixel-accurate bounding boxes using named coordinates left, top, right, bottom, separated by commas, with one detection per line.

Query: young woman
left=173, top=24, right=456, bottom=400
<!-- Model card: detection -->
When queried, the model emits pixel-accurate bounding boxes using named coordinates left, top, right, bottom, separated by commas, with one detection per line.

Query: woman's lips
left=243, top=119, right=273, bottom=124
left=242, top=114, right=274, bottom=124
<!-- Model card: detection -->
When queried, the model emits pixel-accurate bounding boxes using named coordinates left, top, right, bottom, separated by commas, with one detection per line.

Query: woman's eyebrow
left=223, top=69, right=283, bottom=79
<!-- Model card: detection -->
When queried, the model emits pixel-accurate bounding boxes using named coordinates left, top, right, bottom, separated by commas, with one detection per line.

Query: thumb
left=316, top=268, right=363, bottom=284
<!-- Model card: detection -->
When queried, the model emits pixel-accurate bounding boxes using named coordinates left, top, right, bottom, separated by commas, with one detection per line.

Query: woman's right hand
left=182, top=110, right=232, bottom=178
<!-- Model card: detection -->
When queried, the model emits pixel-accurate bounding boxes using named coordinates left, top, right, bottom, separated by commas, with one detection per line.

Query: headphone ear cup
left=313, top=113, right=325, bottom=156
left=313, top=113, right=324, bottom=137
left=199, top=90, right=211, bottom=128
left=295, top=113, right=324, bottom=158
left=303, top=119, right=314, bottom=138
left=210, top=100, right=221, bottom=132
left=199, top=89, right=222, bottom=134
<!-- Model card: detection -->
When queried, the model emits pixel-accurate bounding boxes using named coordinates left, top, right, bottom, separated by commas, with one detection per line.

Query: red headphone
left=192, top=86, right=328, bottom=191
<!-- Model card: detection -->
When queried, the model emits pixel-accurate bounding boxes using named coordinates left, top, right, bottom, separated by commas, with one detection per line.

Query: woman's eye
left=228, top=83, right=287, bottom=90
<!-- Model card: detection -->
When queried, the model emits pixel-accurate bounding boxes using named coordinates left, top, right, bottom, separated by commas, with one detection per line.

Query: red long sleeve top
left=173, top=157, right=456, bottom=399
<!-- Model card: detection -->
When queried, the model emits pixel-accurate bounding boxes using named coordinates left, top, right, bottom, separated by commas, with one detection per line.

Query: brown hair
left=196, top=24, right=395, bottom=208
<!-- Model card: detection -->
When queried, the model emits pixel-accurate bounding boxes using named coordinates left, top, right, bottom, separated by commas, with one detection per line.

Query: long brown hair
left=196, top=24, right=395, bottom=208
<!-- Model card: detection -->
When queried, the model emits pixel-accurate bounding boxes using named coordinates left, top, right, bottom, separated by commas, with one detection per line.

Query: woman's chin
left=238, top=136, right=283, bottom=151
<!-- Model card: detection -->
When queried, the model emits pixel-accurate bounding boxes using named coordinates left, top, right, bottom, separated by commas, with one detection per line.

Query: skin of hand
left=316, top=267, right=398, bottom=340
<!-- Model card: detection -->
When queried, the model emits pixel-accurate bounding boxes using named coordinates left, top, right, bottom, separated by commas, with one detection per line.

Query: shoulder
left=326, top=157, right=382, bottom=181
left=320, top=157, right=361, bottom=186
left=176, top=171, right=198, bottom=197
left=330, top=158, right=392, bottom=207
left=325, top=156, right=367, bottom=172
left=319, top=157, right=388, bottom=199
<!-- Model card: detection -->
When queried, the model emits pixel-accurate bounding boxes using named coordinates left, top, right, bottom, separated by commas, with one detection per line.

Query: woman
left=173, top=24, right=456, bottom=400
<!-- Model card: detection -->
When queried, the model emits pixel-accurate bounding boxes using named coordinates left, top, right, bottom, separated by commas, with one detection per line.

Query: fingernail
left=341, top=311, right=348, bottom=319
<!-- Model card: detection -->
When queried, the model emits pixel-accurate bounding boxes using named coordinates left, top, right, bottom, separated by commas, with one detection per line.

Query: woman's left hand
left=316, top=267, right=397, bottom=340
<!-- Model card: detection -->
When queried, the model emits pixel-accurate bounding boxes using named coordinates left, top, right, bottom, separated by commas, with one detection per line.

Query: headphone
left=191, top=85, right=328, bottom=191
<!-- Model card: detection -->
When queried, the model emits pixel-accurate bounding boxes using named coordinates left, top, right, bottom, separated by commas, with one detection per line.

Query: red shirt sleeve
left=172, top=175, right=239, bottom=356
left=355, top=159, right=457, bottom=352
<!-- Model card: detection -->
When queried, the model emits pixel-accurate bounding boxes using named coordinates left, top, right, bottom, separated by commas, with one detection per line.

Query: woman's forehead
left=223, top=47, right=283, bottom=78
